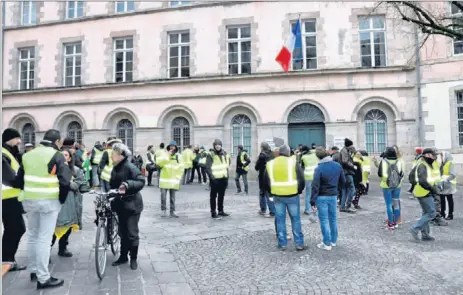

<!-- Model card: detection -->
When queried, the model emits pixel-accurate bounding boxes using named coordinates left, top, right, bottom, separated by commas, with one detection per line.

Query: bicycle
left=89, top=189, right=121, bottom=280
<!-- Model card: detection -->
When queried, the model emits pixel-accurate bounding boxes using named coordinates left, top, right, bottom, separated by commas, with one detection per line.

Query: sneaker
left=278, top=245, right=287, bottom=251
left=354, top=205, right=362, bottom=210
left=295, top=245, right=309, bottom=251
left=331, top=243, right=337, bottom=247
left=258, top=210, right=266, bottom=216
left=387, top=223, right=395, bottom=230
left=161, top=210, right=167, bottom=217
left=422, top=235, right=435, bottom=241
left=303, top=211, right=311, bottom=215
left=409, top=228, right=420, bottom=241
left=37, top=277, right=64, bottom=290
left=287, top=234, right=292, bottom=240
left=58, top=249, right=73, bottom=258
left=170, top=212, right=179, bottom=218
left=234, top=191, right=242, bottom=195
left=317, top=242, right=332, bottom=251
left=218, top=211, right=230, bottom=217
left=211, top=212, right=222, bottom=220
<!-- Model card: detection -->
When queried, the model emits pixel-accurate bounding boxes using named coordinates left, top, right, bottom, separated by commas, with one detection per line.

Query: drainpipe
left=414, top=25, right=424, bottom=148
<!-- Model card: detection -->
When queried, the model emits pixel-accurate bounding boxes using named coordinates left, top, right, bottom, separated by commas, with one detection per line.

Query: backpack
left=384, top=159, right=401, bottom=188
left=408, top=165, right=417, bottom=185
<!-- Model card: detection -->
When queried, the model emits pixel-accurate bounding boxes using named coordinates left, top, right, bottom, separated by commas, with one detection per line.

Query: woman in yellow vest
left=181, top=145, right=194, bottom=185
left=438, top=151, right=457, bottom=220
left=99, top=137, right=122, bottom=192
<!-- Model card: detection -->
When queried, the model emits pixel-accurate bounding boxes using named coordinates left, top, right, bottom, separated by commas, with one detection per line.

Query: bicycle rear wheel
left=110, top=214, right=120, bottom=256
left=95, top=220, right=108, bottom=280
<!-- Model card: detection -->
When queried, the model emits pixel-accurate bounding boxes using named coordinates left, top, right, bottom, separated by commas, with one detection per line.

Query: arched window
left=22, top=123, right=36, bottom=146
left=364, top=109, right=387, bottom=154
left=67, top=121, right=82, bottom=144
left=171, top=117, right=190, bottom=152
left=231, top=114, right=251, bottom=156
left=117, top=119, right=134, bottom=152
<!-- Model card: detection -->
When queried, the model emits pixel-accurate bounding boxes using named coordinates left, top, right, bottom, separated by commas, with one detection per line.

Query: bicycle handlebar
left=88, top=189, right=121, bottom=196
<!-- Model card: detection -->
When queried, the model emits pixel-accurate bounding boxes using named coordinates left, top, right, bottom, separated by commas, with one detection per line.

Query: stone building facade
left=2, top=1, right=463, bottom=177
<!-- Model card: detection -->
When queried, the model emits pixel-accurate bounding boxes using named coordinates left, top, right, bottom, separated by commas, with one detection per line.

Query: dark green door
left=287, top=103, right=326, bottom=148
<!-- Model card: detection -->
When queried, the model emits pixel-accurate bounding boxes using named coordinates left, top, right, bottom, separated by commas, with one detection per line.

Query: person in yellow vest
left=235, top=145, right=251, bottom=195
left=263, top=144, right=307, bottom=251
left=205, top=139, right=230, bottom=219
left=14, top=129, right=71, bottom=289
left=157, top=140, right=183, bottom=218
left=181, top=145, right=194, bottom=185
left=407, top=147, right=423, bottom=197
left=2, top=128, right=27, bottom=272
left=429, top=153, right=449, bottom=226
left=99, top=137, right=122, bottom=192
left=197, top=146, right=209, bottom=185
left=90, top=141, right=104, bottom=189
left=410, top=148, right=440, bottom=241
left=358, top=150, right=371, bottom=194
left=438, top=151, right=457, bottom=220
left=300, top=145, right=319, bottom=215
left=154, top=143, right=166, bottom=187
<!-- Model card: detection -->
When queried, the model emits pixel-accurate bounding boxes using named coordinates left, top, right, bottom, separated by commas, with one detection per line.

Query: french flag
left=275, top=19, right=303, bottom=72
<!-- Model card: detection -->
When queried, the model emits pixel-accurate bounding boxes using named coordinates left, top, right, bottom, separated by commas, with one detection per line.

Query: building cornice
left=4, top=1, right=253, bottom=31
left=2, top=66, right=415, bottom=97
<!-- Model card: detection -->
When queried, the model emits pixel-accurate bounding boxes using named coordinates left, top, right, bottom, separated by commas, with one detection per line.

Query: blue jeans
left=382, top=188, right=401, bottom=223
left=412, top=195, right=437, bottom=236
left=316, top=196, right=338, bottom=246
left=274, top=196, right=304, bottom=247
left=341, top=175, right=355, bottom=209
left=259, top=190, right=275, bottom=215
left=304, top=180, right=312, bottom=213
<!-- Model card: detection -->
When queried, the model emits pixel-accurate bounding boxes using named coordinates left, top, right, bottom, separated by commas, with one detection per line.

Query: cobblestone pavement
left=3, top=180, right=463, bottom=295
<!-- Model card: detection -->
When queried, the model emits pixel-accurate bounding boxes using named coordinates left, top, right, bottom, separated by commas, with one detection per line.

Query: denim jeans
left=235, top=171, right=248, bottom=193
left=101, top=180, right=111, bottom=193
left=274, top=196, right=304, bottom=247
left=259, top=190, right=275, bottom=215
left=412, top=195, right=437, bottom=236
left=304, top=180, right=312, bottom=213
left=91, top=164, right=100, bottom=187
left=161, top=189, right=176, bottom=213
left=22, top=199, right=61, bottom=284
left=341, top=175, right=355, bottom=209
left=315, top=196, right=338, bottom=246
left=382, top=188, right=401, bottom=223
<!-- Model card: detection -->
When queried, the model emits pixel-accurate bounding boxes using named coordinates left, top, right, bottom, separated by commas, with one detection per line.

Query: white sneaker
left=331, top=243, right=337, bottom=247
left=317, top=242, right=332, bottom=251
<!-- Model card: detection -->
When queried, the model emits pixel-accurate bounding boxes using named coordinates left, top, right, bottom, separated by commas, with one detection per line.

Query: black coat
left=131, top=155, right=143, bottom=170
left=110, top=157, right=145, bottom=215
left=254, top=150, right=274, bottom=190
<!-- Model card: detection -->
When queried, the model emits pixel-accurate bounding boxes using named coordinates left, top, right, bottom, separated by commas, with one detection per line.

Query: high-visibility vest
left=413, top=160, right=440, bottom=197
left=92, top=148, right=103, bottom=165
left=158, top=153, right=184, bottom=190
left=2, top=147, right=21, bottom=199
left=181, top=148, right=193, bottom=169
left=379, top=158, right=403, bottom=189
left=198, top=151, right=208, bottom=165
left=100, top=149, right=114, bottom=182
left=226, top=153, right=231, bottom=166
left=266, top=156, right=298, bottom=196
left=211, top=154, right=228, bottom=179
left=442, top=160, right=457, bottom=185
left=361, top=157, right=371, bottom=184
left=240, top=151, right=249, bottom=172
left=20, top=145, right=59, bottom=201
left=301, top=153, right=318, bottom=181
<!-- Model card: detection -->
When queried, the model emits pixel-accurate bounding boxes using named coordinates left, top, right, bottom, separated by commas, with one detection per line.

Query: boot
left=445, top=214, right=453, bottom=220
left=129, top=245, right=138, bottom=270
left=112, top=242, right=129, bottom=266
left=37, top=277, right=64, bottom=290
left=58, top=248, right=73, bottom=258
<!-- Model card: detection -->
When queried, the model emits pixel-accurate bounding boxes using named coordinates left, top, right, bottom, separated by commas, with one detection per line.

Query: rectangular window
left=168, top=32, right=190, bottom=78
left=456, top=90, right=463, bottom=146
left=66, top=1, right=84, bottom=19
left=113, top=37, right=133, bottom=83
left=21, top=1, right=37, bottom=25
left=292, top=20, right=317, bottom=70
left=63, top=42, right=82, bottom=87
left=358, top=15, right=387, bottom=67
left=227, top=25, right=251, bottom=75
left=18, top=47, right=35, bottom=90
left=115, top=1, right=135, bottom=13
left=169, top=1, right=191, bottom=7
left=451, top=2, right=463, bottom=55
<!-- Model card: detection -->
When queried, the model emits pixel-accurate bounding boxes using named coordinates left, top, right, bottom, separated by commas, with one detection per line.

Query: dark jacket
left=262, top=155, right=305, bottom=197
left=90, top=144, right=104, bottom=164
left=110, top=157, right=145, bottom=214
left=205, top=149, right=229, bottom=182
left=255, top=150, right=274, bottom=190
left=340, top=140, right=356, bottom=176
left=236, top=150, right=251, bottom=173
left=417, top=158, right=437, bottom=196
left=2, top=143, right=22, bottom=191
left=331, top=151, right=341, bottom=163
left=62, top=144, right=83, bottom=169
left=15, top=141, right=72, bottom=204
left=56, top=166, right=86, bottom=228
left=131, top=154, right=143, bottom=170
left=311, top=156, right=346, bottom=205
left=99, top=148, right=111, bottom=171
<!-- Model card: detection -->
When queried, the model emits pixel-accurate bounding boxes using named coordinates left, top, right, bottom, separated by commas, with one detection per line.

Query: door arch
left=287, top=103, right=326, bottom=148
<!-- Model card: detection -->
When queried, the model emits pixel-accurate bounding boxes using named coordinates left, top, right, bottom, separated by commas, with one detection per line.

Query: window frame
left=226, top=24, right=252, bottom=75
left=63, top=42, right=82, bottom=87
left=364, top=109, right=388, bottom=155
left=21, top=123, right=36, bottom=147
left=67, top=121, right=83, bottom=144
left=456, top=90, right=463, bottom=146
left=231, top=114, right=252, bottom=157
left=113, top=37, right=134, bottom=83
left=115, top=1, right=135, bottom=13
left=18, top=47, right=35, bottom=90
left=290, top=19, right=318, bottom=71
left=65, top=1, right=84, bottom=19
left=358, top=15, right=388, bottom=68
left=167, top=31, right=191, bottom=79
left=168, top=1, right=191, bottom=7
left=21, top=1, right=37, bottom=25
left=117, top=119, right=134, bottom=152
left=171, top=117, right=190, bottom=152
left=451, top=2, right=463, bottom=56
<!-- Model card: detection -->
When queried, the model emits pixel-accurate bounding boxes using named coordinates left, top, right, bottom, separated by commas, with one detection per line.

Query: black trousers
left=147, top=169, right=154, bottom=185
left=440, top=194, right=454, bottom=217
left=210, top=178, right=228, bottom=213
left=51, top=227, right=72, bottom=251
left=200, top=167, right=208, bottom=183
left=117, top=212, right=141, bottom=260
left=189, top=162, right=201, bottom=183
left=2, top=198, right=26, bottom=262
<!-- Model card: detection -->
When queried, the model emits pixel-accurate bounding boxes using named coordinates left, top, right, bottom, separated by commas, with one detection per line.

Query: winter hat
left=169, top=140, right=177, bottom=146
left=107, top=138, right=122, bottom=146
left=63, top=137, right=75, bottom=147
left=2, top=128, right=21, bottom=143
left=25, top=143, right=34, bottom=148
left=344, top=138, right=353, bottom=147
left=415, top=147, right=423, bottom=154
left=278, top=144, right=290, bottom=156
left=383, top=147, right=397, bottom=160
left=260, top=141, right=270, bottom=152
left=200, top=145, right=205, bottom=150
left=422, top=147, right=437, bottom=156
left=213, top=139, right=222, bottom=146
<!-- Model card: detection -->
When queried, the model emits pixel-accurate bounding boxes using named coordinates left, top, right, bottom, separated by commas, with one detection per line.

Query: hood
left=2, top=142, right=20, bottom=157
left=383, top=147, right=397, bottom=160
left=260, top=141, right=271, bottom=152
left=344, top=138, right=353, bottom=147
left=166, top=140, right=178, bottom=154
left=212, top=139, right=223, bottom=152
left=442, top=151, right=453, bottom=163
left=319, top=156, right=333, bottom=164
left=94, top=144, right=104, bottom=151
left=301, top=145, right=310, bottom=154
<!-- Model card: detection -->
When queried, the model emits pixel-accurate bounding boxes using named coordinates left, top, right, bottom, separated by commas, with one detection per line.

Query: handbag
left=79, top=182, right=91, bottom=193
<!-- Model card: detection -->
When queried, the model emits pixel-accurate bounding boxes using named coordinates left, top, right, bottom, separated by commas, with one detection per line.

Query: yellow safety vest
left=158, top=153, right=184, bottom=190
left=379, top=158, right=403, bottom=189
left=100, top=149, right=113, bottom=182
left=92, top=148, right=103, bottom=165
left=181, top=148, right=193, bottom=169
left=361, top=157, right=371, bottom=185
left=240, top=151, right=249, bottom=172
left=2, top=147, right=21, bottom=199
left=198, top=151, right=208, bottom=165
left=413, top=160, right=441, bottom=197
left=20, top=145, right=60, bottom=201
left=301, top=153, right=318, bottom=181
left=266, top=156, right=298, bottom=196
left=442, top=160, right=457, bottom=185
left=211, top=154, right=228, bottom=179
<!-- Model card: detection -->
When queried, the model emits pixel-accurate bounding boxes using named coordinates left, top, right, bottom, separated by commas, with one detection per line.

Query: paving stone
left=156, top=271, right=187, bottom=283
left=152, top=261, right=180, bottom=272
left=159, top=283, right=196, bottom=295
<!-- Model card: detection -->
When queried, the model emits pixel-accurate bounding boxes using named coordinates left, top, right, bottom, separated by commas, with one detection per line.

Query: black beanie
left=2, top=128, right=21, bottom=143
left=63, top=137, right=75, bottom=146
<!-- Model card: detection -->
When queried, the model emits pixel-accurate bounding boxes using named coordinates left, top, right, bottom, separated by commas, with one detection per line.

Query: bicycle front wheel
left=110, top=214, right=120, bottom=256
left=95, top=220, right=108, bottom=280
